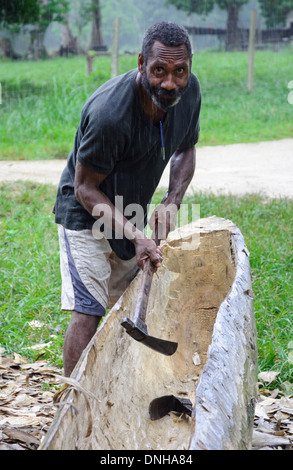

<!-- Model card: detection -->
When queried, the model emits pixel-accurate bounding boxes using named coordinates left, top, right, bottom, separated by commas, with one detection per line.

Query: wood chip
left=253, top=387, right=293, bottom=450
left=0, top=352, right=62, bottom=450
left=252, top=430, right=291, bottom=449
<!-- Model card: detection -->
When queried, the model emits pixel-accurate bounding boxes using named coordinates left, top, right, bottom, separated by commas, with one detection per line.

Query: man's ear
left=138, top=52, right=144, bottom=74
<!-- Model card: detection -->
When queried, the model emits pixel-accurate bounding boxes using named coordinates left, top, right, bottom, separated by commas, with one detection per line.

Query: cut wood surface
left=39, top=217, right=258, bottom=450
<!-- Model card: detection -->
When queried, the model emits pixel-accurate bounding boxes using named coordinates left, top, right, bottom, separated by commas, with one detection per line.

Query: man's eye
left=155, top=67, right=164, bottom=74
left=177, top=67, right=184, bottom=74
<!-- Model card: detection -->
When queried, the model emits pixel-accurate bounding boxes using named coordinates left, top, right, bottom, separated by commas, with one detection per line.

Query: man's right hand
left=133, top=237, right=162, bottom=271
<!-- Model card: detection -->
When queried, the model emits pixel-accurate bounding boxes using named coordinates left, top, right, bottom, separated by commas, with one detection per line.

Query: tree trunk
left=76, top=25, right=86, bottom=55
left=225, top=3, right=240, bottom=51
left=60, top=18, right=77, bottom=56
left=28, top=29, right=47, bottom=60
left=89, top=0, right=103, bottom=51
left=0, top=38, right=14, bottom=59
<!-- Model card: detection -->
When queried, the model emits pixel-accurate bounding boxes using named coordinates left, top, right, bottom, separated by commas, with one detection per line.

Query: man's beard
left=141, top=69, right=190, bottom=113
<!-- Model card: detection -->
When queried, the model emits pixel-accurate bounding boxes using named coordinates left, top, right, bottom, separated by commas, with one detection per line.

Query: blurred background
left=0, top=0, right=292, bottom=59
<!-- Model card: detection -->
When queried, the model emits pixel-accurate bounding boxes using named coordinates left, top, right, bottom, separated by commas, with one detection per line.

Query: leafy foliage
left=165, top=0, right=250, bottom=49
left=165, top=0, right=214, bottom=16
left=258, top=0, right=293, bottom=27
left=0, top=0, right=69, bottom=29
left=38, top=0, right=69, bottom=29
left=165, top=0, right=249, bottom=16
left=0, top=0, right=39, bottom=25
left=216, top=0, right=248, bottom=9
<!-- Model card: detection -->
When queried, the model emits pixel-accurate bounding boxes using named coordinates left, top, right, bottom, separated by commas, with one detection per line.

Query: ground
left=0, top=139, right=293, bottom=198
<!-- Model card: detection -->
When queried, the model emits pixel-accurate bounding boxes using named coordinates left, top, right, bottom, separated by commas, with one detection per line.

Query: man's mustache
left=141, top=70, right=190, bottom=111
left=152, top=87, right=182, bottom=98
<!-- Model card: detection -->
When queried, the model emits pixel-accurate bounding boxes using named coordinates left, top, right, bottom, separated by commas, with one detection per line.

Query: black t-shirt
left=54, top=69, right=201, bottom=259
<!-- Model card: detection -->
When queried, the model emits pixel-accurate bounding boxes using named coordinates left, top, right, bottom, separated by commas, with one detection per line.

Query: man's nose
left=161, top=73, right=177, bottom=90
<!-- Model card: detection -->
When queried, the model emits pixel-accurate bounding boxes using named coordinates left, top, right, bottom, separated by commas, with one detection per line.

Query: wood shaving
left=0, top=352, right=62, bottom=450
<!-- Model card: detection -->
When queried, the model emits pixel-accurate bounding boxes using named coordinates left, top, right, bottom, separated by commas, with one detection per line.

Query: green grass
left=0, top=56, right=113, bottom=160
left=0, top=182, right=292, bottom=390
left=0, top=182, right=65, bottom=366
left=0, top=50, right=292, bottom=160
left=196, top=50, right=293, bottom=145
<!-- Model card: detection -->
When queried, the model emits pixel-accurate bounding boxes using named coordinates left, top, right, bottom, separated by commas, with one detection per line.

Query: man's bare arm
left=149, top=146, right=196, bottom=238
left=164, top=146, right=196, bottom=208
left=74, top=161, right=162, bottom=269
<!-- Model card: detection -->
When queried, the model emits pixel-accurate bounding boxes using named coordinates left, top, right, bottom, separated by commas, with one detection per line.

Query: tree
left=29, top=0, right=69, bottom=58
left=59, top=14, right=78, bottom=56
left=164, top=0, right=214, bottom=16
left=258, top=0, right=293, bottom=27
left=89, top=0, right=104, bottom=50
left=216, top=0, right=249, bottom=50
left=165, top=0, right=249, bottom=50
left=38, top=0, right=69, bottom=29
left=100, top=0, right=142, bottom=50
left=0, top=0, right=40, bottom=58
left=0, top=0, right=39, bottom=25
left=70, top=0, right=92, bottom=53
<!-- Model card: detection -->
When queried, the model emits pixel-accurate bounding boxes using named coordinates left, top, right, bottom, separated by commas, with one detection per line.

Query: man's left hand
left=148, top=202, right=178, bottom=242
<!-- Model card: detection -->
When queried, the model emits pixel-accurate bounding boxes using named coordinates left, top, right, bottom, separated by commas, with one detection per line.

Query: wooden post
left=247, top=10, right=257, bottom=93
left=111, top=18, right=120, bottom=78
left=86, top=54, right=94, bottom=77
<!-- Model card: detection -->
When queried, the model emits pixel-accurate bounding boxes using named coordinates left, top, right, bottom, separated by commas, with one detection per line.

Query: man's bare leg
left=63, top=310, right=102, bottom=377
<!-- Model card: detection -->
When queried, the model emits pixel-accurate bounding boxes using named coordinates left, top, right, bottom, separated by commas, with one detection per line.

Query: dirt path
left=0, top=139, right=292, bottom=198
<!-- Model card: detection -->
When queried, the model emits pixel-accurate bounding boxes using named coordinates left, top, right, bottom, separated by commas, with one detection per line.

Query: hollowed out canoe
left=39, top=216, right=258, bottom=451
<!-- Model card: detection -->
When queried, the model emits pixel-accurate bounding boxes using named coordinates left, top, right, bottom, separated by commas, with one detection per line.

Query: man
left=54, top=21, right=201, bottom=376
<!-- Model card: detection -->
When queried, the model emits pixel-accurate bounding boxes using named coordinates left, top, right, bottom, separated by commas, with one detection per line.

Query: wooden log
left=39, top=217, right=258, bottom=450
left=189, top=219, right=258, bottom=449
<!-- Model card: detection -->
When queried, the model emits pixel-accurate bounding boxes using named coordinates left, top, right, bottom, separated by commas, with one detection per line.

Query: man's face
left=140, top=41, right=191, bottom=112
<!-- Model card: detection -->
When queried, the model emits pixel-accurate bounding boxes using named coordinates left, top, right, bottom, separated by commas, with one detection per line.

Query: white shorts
left=57, top=225, right=139, bottom=316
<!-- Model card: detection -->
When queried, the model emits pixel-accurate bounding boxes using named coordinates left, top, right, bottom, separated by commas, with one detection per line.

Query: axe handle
left=133, top=259, right=154, bottom=324
left=133, top=213, right=159, bottom=325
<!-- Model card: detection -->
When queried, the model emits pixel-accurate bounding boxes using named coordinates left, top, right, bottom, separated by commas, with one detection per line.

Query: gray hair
left=141, top=21, right=192, bottom=64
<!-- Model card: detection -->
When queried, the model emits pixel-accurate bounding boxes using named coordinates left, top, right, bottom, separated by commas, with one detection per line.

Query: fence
left=86, top=18, right=120, bottom=77
left=186, top=22, right=293, bottom=51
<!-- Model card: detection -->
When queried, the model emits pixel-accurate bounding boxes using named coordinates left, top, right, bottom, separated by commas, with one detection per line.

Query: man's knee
left=70, top=310, right=101, bottom=331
